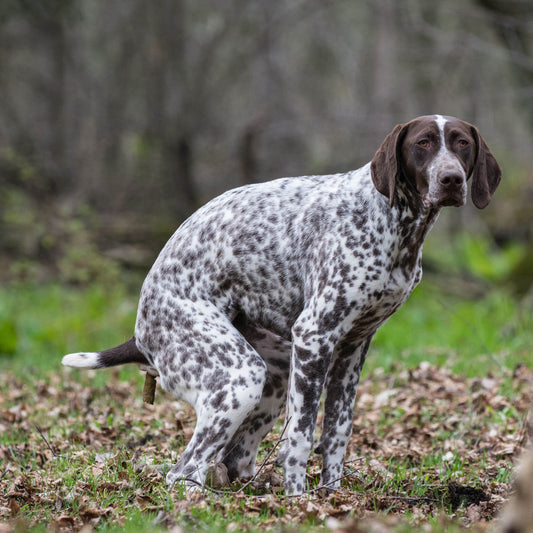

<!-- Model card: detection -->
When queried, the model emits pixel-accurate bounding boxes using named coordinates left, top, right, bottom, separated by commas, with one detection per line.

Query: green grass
left=370, top=283, right=532, bottom=377
left=0, top=281, right=139, bottom=377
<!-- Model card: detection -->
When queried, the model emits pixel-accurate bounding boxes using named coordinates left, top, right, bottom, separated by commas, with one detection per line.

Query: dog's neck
left=392, top=191, right=441, bottom=273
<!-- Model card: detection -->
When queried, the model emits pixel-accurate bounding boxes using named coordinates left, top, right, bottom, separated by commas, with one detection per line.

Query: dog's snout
left=426, top=167, right=467, bottom=207
left=439, top=173, right=464, bottom=188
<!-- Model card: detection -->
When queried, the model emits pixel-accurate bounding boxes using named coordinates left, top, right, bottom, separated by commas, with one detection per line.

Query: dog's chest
left=338, top=247, right=422, bottom=338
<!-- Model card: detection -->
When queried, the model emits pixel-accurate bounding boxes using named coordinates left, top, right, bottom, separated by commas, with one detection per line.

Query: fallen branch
left=306, top=457, right=364, bottom=495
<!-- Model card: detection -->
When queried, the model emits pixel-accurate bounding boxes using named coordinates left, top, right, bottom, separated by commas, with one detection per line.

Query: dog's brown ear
left=470, top=126, right=502, bottom=209
left=370, top=123, right=407, bottom=207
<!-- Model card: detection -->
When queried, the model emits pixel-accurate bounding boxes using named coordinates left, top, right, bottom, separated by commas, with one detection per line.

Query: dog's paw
left=166, top=462, right=209, bottom=493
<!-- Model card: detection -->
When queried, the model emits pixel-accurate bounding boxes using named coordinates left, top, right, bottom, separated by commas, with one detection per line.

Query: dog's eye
left=458, top=139, right=469, bottom=148
left=417, top=139, right=430, bottom=148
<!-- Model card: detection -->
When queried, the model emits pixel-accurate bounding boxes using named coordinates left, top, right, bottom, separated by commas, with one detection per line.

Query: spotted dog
left=63, top=115, right=501, bottom=496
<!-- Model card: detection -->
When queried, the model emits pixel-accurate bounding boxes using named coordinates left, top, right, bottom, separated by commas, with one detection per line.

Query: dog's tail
left=62, top=337, right=149, bottom=369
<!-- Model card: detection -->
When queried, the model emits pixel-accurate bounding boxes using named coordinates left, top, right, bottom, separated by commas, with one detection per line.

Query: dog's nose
left=439, top=173, right=464, bottom=188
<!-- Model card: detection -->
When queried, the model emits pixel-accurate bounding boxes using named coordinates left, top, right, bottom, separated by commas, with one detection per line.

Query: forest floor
left=1, top=359, right=532, bottom=532
left=1, top=281, right=532, bottom=532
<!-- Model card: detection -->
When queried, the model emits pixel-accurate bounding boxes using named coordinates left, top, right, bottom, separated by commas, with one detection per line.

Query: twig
left=385, top=495, right=441, bottom=503
left=215, top=417, right=291, bottom=495
left=34, top=424, right=63, bottom=458
left=306, top=457, right=364, bottom=495
left=230, top=428, right=289, bottom=494
left=170, top=417, right=292, bottom=496
left=343, top=456, right=365, bottom=465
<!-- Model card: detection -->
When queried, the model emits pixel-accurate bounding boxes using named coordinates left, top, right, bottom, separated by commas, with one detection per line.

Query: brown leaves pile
left=1, top=362, right=532, bottom=532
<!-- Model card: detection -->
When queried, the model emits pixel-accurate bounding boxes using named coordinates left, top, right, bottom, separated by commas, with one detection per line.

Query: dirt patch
left=447, top=482, right=490, bottom=510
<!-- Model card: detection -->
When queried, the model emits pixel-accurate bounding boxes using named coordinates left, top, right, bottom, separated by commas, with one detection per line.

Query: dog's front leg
left=277, top=315, right=335, bottom=496
left=315, top=335, right=373, bottom=491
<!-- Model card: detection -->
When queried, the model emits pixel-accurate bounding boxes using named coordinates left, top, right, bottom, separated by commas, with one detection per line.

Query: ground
left=1, top=360, right=531, bottom=532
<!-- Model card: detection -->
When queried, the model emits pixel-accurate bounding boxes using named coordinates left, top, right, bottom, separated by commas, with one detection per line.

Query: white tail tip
left=62, top=352, right=100, bottom=368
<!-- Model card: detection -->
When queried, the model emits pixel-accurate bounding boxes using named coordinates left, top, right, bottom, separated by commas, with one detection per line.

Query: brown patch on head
left=442, top=118, right=476, bottom=169
left=399, top=116, right=443, bottom=201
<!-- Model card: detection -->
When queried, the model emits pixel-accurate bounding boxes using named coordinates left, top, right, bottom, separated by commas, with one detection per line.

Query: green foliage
left=456, top=235, right=524, bottom=282
left=426, top=233, right=525, bottom=283
left=0, top=282, right=137, bottom=372
left=0, top=317, right=17, bottom=355
left=369, top=283, right=532, bottom=378
left=55, top=218, right=121, bottom=286
left=0, top=188, right=120, bottom=285
left=0, top=147, right=122, bottom=286
left=506, top=244, right=533, bottom=295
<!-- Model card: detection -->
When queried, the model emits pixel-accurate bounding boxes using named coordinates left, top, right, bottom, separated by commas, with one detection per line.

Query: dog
left=63, top=115, right=501, bottom=495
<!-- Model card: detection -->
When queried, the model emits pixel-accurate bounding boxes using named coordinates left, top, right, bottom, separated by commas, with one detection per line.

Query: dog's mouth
left=439, top=195, right=466, bottom=207
left=423, top=192, right=466, bottom=209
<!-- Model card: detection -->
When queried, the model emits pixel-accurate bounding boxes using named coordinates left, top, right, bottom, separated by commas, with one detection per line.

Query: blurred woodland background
left=0, top=0, right=532, bottom=289
left=2, top=4, right=533, bottom=530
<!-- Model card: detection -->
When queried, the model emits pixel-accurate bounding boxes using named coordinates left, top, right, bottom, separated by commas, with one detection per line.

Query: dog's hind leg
left=135, top=301, right=267, bottom=490
left=218, top=326, right=291, bottom=480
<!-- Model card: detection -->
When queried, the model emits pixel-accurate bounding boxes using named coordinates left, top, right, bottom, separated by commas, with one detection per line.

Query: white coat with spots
left=63, top=115, right=501, bottom=495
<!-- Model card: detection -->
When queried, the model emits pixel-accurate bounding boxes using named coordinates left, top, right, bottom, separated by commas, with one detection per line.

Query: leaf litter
left=1, top=361, right=532, bottom=532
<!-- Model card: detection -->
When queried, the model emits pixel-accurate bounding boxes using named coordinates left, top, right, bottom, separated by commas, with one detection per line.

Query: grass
left=1, top=263, right=532, bottom=532
left=0, top=281, right=137, bottom=368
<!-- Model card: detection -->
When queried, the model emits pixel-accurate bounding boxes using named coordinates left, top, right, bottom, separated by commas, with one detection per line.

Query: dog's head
left=370, top=115, right=501, bottom=209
